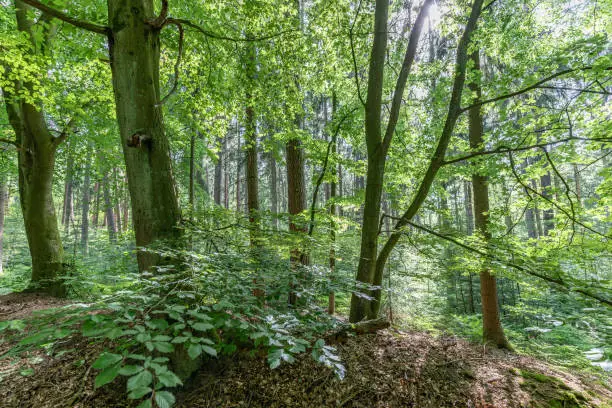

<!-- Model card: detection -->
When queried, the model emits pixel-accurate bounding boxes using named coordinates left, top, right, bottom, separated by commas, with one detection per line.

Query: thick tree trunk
left=81, top=158, right=91, bottom=254
left=468, top=50, right=510, bottom=349
left=2, top=3, right=65, bottom=296
left=245, top=38, right=259, bottom=245
left=107, top=0, right=181, bottom=272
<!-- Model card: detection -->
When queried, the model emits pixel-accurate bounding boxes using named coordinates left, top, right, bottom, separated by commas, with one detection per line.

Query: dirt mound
left=0, top=294, right=610, bottom=407
left=178, top=330, right=610, bottom=408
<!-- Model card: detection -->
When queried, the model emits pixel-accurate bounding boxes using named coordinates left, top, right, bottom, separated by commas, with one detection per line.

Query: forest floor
left=0, top=293, right=610, bottom=408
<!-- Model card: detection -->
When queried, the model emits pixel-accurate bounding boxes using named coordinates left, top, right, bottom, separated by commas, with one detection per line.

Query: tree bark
left=245, top=36, right=259, bottom=245
left=62, top=151, right=75, bottom=233
left=81, top=158, right=91, bottom=255
left=107, top=0, right=182, bottom=272
left=213, top=136, right=223, bottom=206
left=103, top=173, right=117, bottom=244
left=468, top=50, right=510, bottom=349
left=2, top=2, right=66, bottom=296
left=0, top=178, right=7, bottom=274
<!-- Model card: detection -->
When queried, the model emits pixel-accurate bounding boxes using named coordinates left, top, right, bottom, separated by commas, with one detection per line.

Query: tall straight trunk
left=189, top=132, right=196, bottom=209
left=107, top=0, right=181, bottom=271
left=214, top=136, right=223, bottom=206
left=114, top=169, right=122, bottom=234
left=236, top=131, right=242, bottom=212
left=81, top=158, right=91, bottom=254
left=92, top=182, right=101, bottom=228
left=268, top=148, right=278, bottom=230
left=540, top=170, right=554, bottom=235
left=62, top=151, right=75, bottom=233
left=0, top=179, right=6, bottom=274
left=2, top=2, right=65, bottom=296
left=573, top=163, right=581, bottom=206
left=328, top=93, right=338, bottom=314
left=103, top=173, right=117, bottom=244
left=532, top=180, right=544, bottom=237
left=463, top=180, right=475, bottom=313
left=468, top=50, right=510, bottom=349
left=245, top=37, right=259, bottom=245
left=286, top=134, right=308, bottom=305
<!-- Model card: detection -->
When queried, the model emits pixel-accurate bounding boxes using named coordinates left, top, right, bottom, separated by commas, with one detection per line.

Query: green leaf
left=128, top=386, right=153, bottom=400
left=154, top=342, right=174, bottom=353
left=146, top=319, right=169, bottom=330
left=157, top=371, right=183, bottom=387
left=191, top=322, right=214, bottom=331
left=119, top=365, right=143, bottom=376
left=171, top=336, right=188, bottom=344
left=187, top=344, right=202, bottom=360
left=20, top=368, right=34, bottom=376
left=135, top=398, right=152, bottom=408
left=201, top=345, right=217, bottom=357
left=93, top=352, right=123, bottom=369
left=95, top=364, right=121, bottom=388
left=154, top=391, right=176, bottom=408
left=127, top=370, right=153, bottom=390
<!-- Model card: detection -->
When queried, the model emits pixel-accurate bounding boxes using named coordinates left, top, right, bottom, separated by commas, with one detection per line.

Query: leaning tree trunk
left=2, top=2, right=65, bottom=296
left=107, top=0, right=181, bottom=272
left=468, top=50, right=510, bottom=349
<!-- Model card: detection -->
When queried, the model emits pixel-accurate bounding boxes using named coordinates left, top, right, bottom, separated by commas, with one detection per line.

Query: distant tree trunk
left=214, top=136, right=223, bottom=206
left=81, top=159, right=91, bottom=255
left=573, top=163, right=581, bottom=206
left=532, top=180, right=544, bottom=237
left=103, top=173, right=117, bottom=244
left=286, top=128, right=308, bottom=305
left=92, top=182, right=101, bottom=228
left=328, top=93, right=338, bottom=314
left=236, top=131, right=242, bottom=212
left=189, top=132, right=196, bottom=210
left=268, top=148, right=278, bottom=230
left=540, top=170, right=554, bottom=235
left=468, top=50, right=510, bottom=349
left=62, top=151, right=75, bottom=233
left=463, top=180, right=476, bottom=314
left=0, top=179, right=6, bottom=274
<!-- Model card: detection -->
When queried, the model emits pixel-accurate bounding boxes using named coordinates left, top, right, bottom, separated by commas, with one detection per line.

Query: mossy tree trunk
left=107, top=0, right=181, bottom=272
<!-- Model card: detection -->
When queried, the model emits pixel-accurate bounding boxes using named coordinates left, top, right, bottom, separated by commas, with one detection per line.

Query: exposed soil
left=0, top=293, right=610, bottom=408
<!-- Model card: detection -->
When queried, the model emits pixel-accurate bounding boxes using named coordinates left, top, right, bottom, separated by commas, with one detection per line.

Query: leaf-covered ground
left=1, top=293, right=610, bottom=408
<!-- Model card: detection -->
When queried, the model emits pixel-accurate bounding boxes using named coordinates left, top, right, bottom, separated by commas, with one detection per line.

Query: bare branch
left=442, top=136, right=612, bottom=166
left=349, top=0, right=366, bottom=107
left=19, top=0, right=109, bottom=35
left=459, top=66, right=608, bottom=113
left=166, top=18, right=296, bottom=42
left=157, top=20, right=184, bottom=106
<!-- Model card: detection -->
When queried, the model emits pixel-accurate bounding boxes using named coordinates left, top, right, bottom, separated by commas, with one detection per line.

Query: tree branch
left=442, top=136, right=612, bottom=166
left=157, top=19, right=184, bottom=106
left=406, top=221, right=611, bottom=306
left=165, top=18, right=296, bottom=42
left=382, top=0, right=434, bottom=152
left=19, top=0, right=109, bottom=35
left=349, top=0, right=366, bottom=107
left=459, top=66, right=609, bottom=113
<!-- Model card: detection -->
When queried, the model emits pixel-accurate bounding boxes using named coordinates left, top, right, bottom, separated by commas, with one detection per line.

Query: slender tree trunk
left=189, top=132, right=196, bottom=210
left=328, top=93, right=338, bottom=314
left=268, top=148, right=278, bottom=230
left=62, top=151, right=74, bottom=233
left=107, top=0, right=182, bottom=272
left=0, top=179, right=6, bottom=274
left=236, top=130, right=242, bottom=212
left=214, top=136, right=223, bottom=206
left=92, top=182, right=101, bottom=228
left=540, top=170, right=554, bottom=235
left=81, top=158, right=91, bottom=255
left=103, top=173, right=117, bottom=244
left=468, top=50, right=510, bottom=349
left=245, top=38, right=259, bottom=245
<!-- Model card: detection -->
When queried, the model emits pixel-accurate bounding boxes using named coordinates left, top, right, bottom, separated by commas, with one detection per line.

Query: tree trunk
left=92, top=182, right=101, bottom=228
left=214, top=136, right=223, bottom=206
left=189, top=132, right=196, bottom=210
left=540, top=170, right=554, bottom=235
left=468, top=50, right=510, bottom=349
left=245, top=37, right=259, bottom=245
left=107, top=0, right=181, bottom=272
left=62, top=151, right=75, bottom=233
left=0, top=178, right=6, bottom=274
left=268, top=148, right=278, bottom=230
left=81, top=158, right=91, bottom=255
left=2, top=2, right=65, bottom=296
left=103, top=173, right=117, bottom=244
